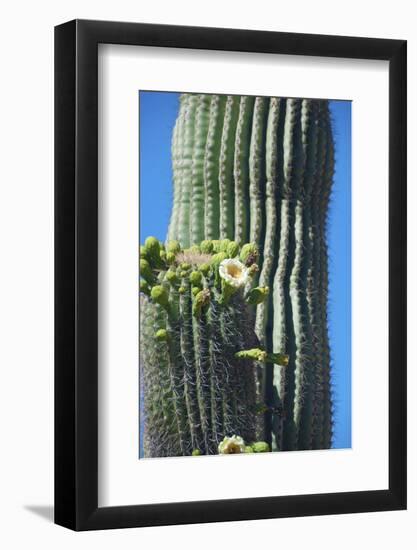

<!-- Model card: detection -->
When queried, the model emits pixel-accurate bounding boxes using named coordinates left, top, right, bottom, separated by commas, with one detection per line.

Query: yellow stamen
left=226, top=264, right=242, bottom=279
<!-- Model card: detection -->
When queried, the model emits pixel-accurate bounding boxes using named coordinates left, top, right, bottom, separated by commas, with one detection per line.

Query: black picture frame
left=55, top=19, right=407, bottom=531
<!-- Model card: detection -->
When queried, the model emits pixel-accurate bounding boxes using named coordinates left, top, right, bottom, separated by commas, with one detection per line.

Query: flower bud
left=166, top=240, right=181, bottom=254
left=252, top=441, right=270, bottom=453
left=140, top=259, right=154, bottom=283
left=200, top=240, right=213, bottom=254
left=240, top=243, right=259, bottom=266
left=189, top=270, right=203, bottom=287
left=151, top=285, right=169, bottom=309
left=155, top=329, right=168, bottom=342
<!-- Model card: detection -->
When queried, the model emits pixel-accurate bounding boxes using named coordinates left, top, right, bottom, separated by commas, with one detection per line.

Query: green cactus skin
left=234, top=96, right=254, bottom=245
left=204, top=95, right=226, bottom=240
left=140, top=240, right=271, bottom=457
left=219, top=96, right=239, bottom=240
left=178, top=95, right=198, bottom=248
left=249, top=97, right=268, bottom=251
left=167, top=95, right=186, bottom=242
left=190, top=95, right=211, bottom=245
left=165, top=93, right=335, bottom=452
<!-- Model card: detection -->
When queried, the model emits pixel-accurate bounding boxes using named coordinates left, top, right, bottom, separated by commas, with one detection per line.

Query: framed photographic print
left=55, top=19, right=407, bottom=530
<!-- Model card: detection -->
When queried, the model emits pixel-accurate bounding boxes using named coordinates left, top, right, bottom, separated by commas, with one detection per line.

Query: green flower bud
left=178, top=286, right=186, bottom=294
left=192, top=449, right=202, bottom=456
left=189, top=270, right=202, bottom=286
left=246, top=286, right=269, bottom=305
left=235, top=348, right=268, bottom=362
left=219, top=278, right=238, bottom=305
left=219, top=238, right=231, bottom=252
left=210, top=252, right=228, bottom=267
left=192, top=288, right=210, bottom=317
left=150, top=285, right=169, bottom=309
left=144, top=236, right=160, bottom=257
left=252, top=441, right=270, bottom=453
left=235, top=348, right=289, bottom=366
left=188, top=245, right=201, bottom=254
left=165, top=269, right=178, bottom=285
left=198, top=263, right=211, bottom=276
left=244, top=446, right=254, bottom=453
left=159, top=249, right=167, bottom=262
left=166, top=240, right=181, bottom=254
left=140, top=259, right=154, bottom=283
left=139, top=279, right=151, bottom=296
left=143, top=236, right=165, bottom=268
left=180, top=271, right=188, bottom=279
left=240, top=243, right=259, bottom=266
left=211, top=240, right=221, bottom=253
left=155, top=329, right=168, bottom=342
left=192, top=286, right=200, bottom=297
left=180, top=262, right=191, bottom=271
left=218, top=435, right=246, bottom=454
left=267, top=353, right=289, bottom=366
left=247, top=263, right=259, bottom=277
left=255, top=403, right=269, bottom=415
left=200, top=240, right=213, bottom=254
left=226, top=241, right=240, bottom=258
left=166, top=251, right=176, bottom=264
left=140, top=245, right=148, bottom=261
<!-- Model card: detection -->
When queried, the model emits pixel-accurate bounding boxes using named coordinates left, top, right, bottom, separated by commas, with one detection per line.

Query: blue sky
left=139, top=91, right=351, bottom=450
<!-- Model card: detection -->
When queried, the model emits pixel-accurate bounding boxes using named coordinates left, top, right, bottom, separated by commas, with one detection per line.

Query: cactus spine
left=140, top=237, right=286, bottom=457
left=166, top=93, right=335, bottom=451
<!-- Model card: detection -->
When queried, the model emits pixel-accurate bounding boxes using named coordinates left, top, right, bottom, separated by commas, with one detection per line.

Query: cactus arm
left=219, top=96, right=239, bottom=240
left=234, top=96, right=255, bottom=245
left=190, top=94, right=211, bottom=245
left=178, top=94, right=198, bottom=248
left=204, top=95, right=226, bottom=240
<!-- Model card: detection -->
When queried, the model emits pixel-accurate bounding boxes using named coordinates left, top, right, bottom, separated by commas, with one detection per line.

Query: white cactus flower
left=218, top=435, right=246, bottom=454
left=219, top=258, right=249, bottom=288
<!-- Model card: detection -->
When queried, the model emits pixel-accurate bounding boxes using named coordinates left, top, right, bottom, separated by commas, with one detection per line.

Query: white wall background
left=0, top=1, right=414, bottom=548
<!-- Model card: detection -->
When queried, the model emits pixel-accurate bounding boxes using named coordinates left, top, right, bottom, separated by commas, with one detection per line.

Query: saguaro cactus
left=140, top=237, right=287, bottom=457
left=165, top=94, right=335, bottom=451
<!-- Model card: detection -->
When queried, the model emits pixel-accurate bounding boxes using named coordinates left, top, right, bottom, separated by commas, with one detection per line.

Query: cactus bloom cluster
left=140, top=236, right=285, bottom=457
